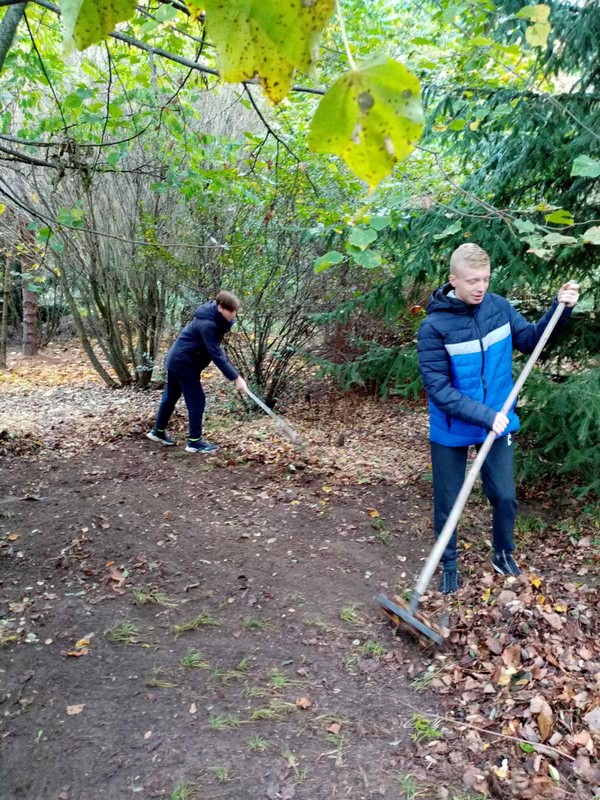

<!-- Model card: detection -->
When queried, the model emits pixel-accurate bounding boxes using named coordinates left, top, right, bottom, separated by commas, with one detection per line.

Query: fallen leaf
left=322, top=485, right=332, bottom=494
left=66, top=648, right=89, bottom=657
left=7, top=533, right=18, bottom=541
left=295, top=697, right=312, bottom=710
left=66, top=704, right=85, bottom=715
left=366, top=508, right=380, bottom=518
left=144, top=730, right=153, bottom=739
left=189, top=703, right=197, bottom=714
left=327, top=722, right=341, bottom=735
left=530, top=695, right=554, bottom=742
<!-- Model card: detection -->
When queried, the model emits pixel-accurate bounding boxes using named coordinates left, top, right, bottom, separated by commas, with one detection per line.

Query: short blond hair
left=450, top=243, right=490, bottom=274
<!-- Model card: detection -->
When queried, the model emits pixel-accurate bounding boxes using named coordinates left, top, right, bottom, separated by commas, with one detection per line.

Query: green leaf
left=516, top=4, right=550, bottom=23
left=519, top=742, right=535, bottom=753
left=63, top=92, right=82, bottom=109
left=582, top=226, right=600, bottom=245
left=348, top=227, right=377, bottom=250
left=526, top=21, right=550, bottom=47
left=433, top=220, right=462, bottom=240
left=514, top=219, right=536, bottom=233
left=308, top=53, right=424, bottom=190
left=61, top=0, right=137, bottom=52
left=314, top=250, right=345, bottom=273
left=351, top=250, right=382, bottom=269
left=369, top=215, right=391, bottom=231
left=571, top=155, right=600, bottom=179
left=198, top=0, right=335, bottom=103
left=544, top=209, right=574, bottom=225
left=543, top=232, right=578, bottom=246
left=449, top=118, right=466, bottom=131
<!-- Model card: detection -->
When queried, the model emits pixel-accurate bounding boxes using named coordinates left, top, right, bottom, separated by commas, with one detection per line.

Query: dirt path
left=0, top=439, right=457, bottom=800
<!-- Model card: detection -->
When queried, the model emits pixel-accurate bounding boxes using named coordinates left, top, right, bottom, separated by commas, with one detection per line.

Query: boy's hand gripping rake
left=244, top=387, right=303, bottom=446
left=377, top=298, right=569, bottom=645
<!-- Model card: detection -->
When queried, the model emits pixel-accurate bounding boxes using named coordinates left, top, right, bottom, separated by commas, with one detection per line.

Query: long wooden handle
left=410, top=300, right=567, bottom=608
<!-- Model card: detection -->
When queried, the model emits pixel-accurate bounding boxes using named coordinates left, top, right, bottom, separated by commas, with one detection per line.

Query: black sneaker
left=185, top=440, right=220, bottom=454
left=146, top=429, right=176, bottom=446
left=493, top=551, right=521, bottom=576
left=439, top=569, right=460, bottom=595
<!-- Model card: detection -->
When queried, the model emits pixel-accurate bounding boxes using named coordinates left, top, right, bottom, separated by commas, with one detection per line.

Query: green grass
left=247, top=734, right=269, bottom=752
left=146, top=666, right=177, bottom=689
left=170, top=783, right=196, bottom=800
left=362, top=641, right=386, bottom=659
left=339, top=605, right=365, bottom=624
left=180, top=650, right=210, bottom=669
left=211, top=765, right=231, bottom=783
left=303, top=615, right=336, bottom=632
left=245, top=685, right=268, bottom=698
left=172, top=612, right=220, bottom=638
left=324, top=732, right=348, bottom=767
left=249, top=699, right=295, bottom=721
left=395, top=773, right=431, bottom=799
left=409, top=714, right=444, bottom=744
left=208, top=713, right=241, bottom=731
left=371, top=517, right=392, bottom=545
left=268, top=668, right=299, bottom=689
left=133, top=587, right=179, bottom=607
left=410, top=666, right=443, bottom=692
left=242, top=616, right=269, bottom=631
left=104, top=620, right=140, bottom=644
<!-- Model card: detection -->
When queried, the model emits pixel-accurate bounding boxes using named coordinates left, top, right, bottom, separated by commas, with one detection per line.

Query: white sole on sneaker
left=184, top=446, right=219, bottom=454
left=146, top=432, right=175, bottom=446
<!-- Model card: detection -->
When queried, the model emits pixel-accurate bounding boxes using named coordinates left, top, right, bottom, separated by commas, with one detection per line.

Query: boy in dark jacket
left=147, top=290, right=247, bottom=453
left=417, top=243, right=579, bottom=593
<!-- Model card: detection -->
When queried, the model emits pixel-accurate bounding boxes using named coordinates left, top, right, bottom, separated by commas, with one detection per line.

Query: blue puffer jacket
left=165, top=301, right=239, bottom=380
left=417, top=285, right=571, bottom=447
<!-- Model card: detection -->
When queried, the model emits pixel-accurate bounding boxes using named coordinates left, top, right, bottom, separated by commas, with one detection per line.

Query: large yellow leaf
left=307, top=53, right=424, bottom=190
left=199, top=0, right=336, bottom=104
left=61, top=0, right=137, bottom=51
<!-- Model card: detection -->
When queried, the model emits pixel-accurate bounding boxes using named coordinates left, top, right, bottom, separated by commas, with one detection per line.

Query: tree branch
left=0, top=1, right=26, bottom=72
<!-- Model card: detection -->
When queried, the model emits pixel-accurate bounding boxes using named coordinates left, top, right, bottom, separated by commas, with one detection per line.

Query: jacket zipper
left=471, top=313, right=487, bottom=400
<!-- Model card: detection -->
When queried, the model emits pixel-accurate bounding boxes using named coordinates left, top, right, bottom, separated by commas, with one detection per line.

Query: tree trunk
left=0, top=255, right=10, bottom=368
left=22, top=278, right=38, bottom=356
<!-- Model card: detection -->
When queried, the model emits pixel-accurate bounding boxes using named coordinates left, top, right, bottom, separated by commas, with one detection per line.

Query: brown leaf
left=366, top=508, right=379, bottom=518
left=327, top=722, right=341, bottom=735
left=66, top=704, right=85, bottom=715
left=66, top=648, right=88, bottom=657
left=530, top=695, right=554, bottom=742
left=485, top=636, right=503, bottom=655
left=108, top=567, right=125, bottom=587
left=295, top=697, right=312, bottom=710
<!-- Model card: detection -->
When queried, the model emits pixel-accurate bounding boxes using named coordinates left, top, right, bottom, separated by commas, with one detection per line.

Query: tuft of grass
left=247, top=734, right=269, bottom=752
left=245, top=685, right=268, bottom=698
left=133, top=587, right=179, bottom=607
left=211, top=765, right=231, bottom=784
left=249, top=699, right=295, bottom=722
left=146, top=666, right=177, bottom=689
left=268, top=668, right=299, bottom=689
left=339, top=605, right=366, bottom=625
left=170, top=783, right=196, bottom=800
left=410, top=666, right=444, bottom=692
left=243, top=616, right=269, bottom=631
left=362, top=641, right=386, bottom=659
left=104, top=620, right=140, bottom=644
left=394, top=773, right=431, bottom=799
left=180, top=650, right=209, bottom=669
left=324, top=732, right=348, bottom=767
left=172, top=612, right=219, bottom=638
left=371, top=517, right=392, bottom=545
left=303, top=615, right=336, bottom=632
left=409, top=714, right=444, bottom=744
left=281, top=747, right=307, bottom=782
left=209, top=713, right=241, bottom=731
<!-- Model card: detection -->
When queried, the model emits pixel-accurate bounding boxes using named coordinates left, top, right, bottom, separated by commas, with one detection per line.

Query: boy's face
left=449, top=263, right=491, bottom=305
left=218, top=304, right=237, bottom=323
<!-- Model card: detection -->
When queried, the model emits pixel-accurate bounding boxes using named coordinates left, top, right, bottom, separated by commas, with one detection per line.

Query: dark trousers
left=155, top=369, right=206, bottom=441
left=431, top=435, right=517, bottom=571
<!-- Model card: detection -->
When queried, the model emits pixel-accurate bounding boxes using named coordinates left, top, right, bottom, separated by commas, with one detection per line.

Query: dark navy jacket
left=165, top=301, right=239, bottom=381
left=417, top=285, right=571, bottom=447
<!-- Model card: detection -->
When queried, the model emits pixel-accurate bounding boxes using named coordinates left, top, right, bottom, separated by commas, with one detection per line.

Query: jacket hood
left=194, top=300, right=234, bottom=330
left=426, top=283, right=478, bottom=316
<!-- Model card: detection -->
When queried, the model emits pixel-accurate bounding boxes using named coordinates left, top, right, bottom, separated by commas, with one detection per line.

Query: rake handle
left=410, top=300, right=567, bottom=611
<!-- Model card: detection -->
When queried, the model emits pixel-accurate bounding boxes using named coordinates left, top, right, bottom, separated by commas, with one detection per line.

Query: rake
left=377, top=297, right=569, bottom=645
left=244, top=387, right=303, bottom=446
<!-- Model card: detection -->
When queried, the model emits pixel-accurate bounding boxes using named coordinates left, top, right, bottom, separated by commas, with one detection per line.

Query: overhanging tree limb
left=0, top=1, right=26, bottom=72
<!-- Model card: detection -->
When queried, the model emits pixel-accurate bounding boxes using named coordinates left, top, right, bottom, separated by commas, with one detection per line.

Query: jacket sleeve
left=417, top=320, right=497, bottom=430
left=201, top=322, right=239, bottom=381
left=508, top=298, right=572, bottom=355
